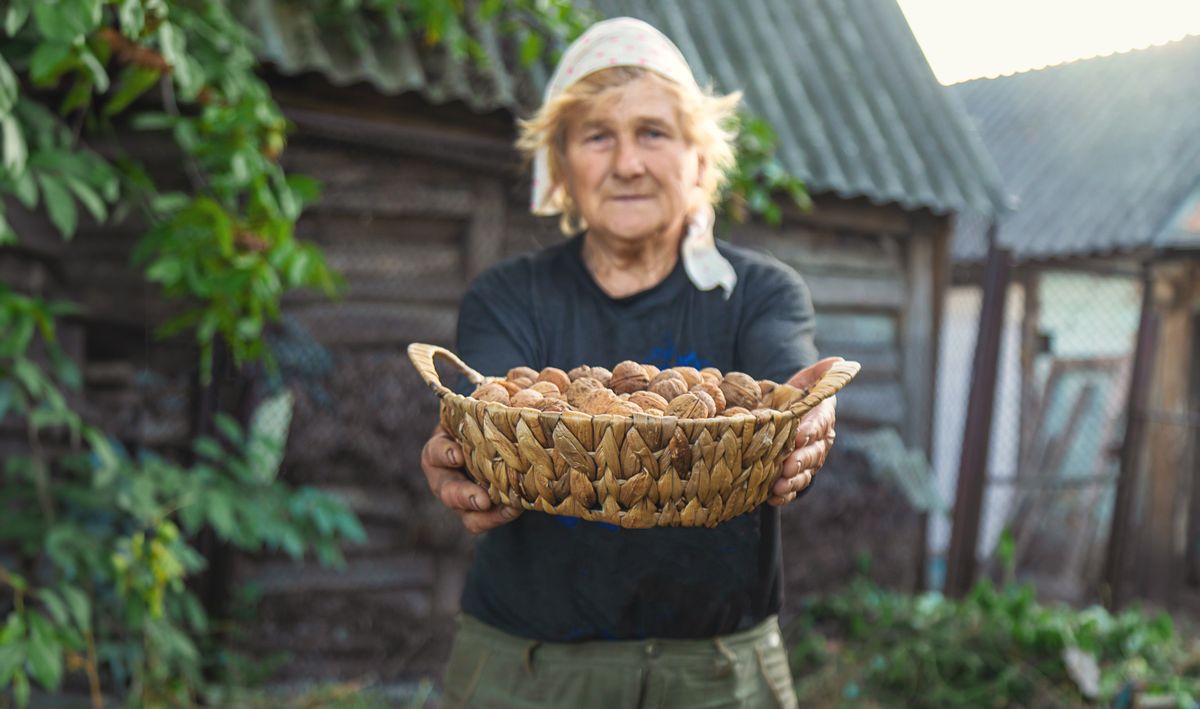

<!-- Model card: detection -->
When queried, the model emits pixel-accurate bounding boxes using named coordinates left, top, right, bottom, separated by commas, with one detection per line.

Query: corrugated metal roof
left=951, top=35, right=1200, bottom=262
left=239, top=0, right=1007, bottom=216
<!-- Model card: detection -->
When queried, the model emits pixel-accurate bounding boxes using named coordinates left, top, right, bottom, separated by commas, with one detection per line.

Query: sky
left=895, top=0, right=1200, bottom=84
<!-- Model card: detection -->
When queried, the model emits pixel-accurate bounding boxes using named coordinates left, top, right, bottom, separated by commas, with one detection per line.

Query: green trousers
left=441, top=613, right=799, bottom=708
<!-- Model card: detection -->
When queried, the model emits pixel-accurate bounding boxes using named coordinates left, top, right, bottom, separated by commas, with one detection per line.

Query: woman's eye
left=585, top=133, right=608, bottom=143
left=643, top=128, right=666, bottom=139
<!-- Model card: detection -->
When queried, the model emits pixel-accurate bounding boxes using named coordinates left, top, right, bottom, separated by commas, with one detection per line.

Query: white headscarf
left=530, top=17, right=738, bottom=299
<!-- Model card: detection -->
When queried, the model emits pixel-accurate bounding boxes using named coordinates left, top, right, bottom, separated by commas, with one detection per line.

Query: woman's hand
left=420, top=424, right=523, bottom=534
left=768, top=357, right=842, bottom=506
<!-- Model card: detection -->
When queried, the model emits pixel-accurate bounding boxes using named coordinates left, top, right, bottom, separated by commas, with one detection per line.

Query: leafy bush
left=789, top=543, right=1200, bottom=708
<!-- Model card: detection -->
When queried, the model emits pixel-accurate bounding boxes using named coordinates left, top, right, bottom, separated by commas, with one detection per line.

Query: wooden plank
left=466, top=179, right=506, bottom=280
left=289, top=302, right=457, bottom=346
left=833, top=380, right=908, bottom=427
left=786, top=193, right=915, bottom=235
left=734, top=227, right=904, bottom=276
left=243, top=554, right=435, bottom=595
left=802, top=271, right=907, bottom=310
left=901, top=234, right=936, bottom=449
left=815, top=312, right=898, bottom=350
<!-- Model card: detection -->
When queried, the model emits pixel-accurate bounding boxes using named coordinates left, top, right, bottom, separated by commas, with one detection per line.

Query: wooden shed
left=2, top=0, right=1006, bottom=688
left=938, top=36, right=1200, bottom=608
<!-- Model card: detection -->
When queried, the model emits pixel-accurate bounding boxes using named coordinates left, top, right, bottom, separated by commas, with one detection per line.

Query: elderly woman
left=419, top=17, right=839, bottom=708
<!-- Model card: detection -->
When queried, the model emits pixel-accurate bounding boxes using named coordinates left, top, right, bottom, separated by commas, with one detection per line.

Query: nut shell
left=536, top=367, right=571, bottom=393
left=471, top=382, right=510, bottom=404
left=649, top=371, right=688, bottom=401
left=758, top=380, right=777, bottom=399
left=579, top=388, right=619, bottom=415
left=720, top=372, right=761, bottom=410
left=590, top=366, right=613, bottom=387
left=510, top=376, right=535, bottom=390
left=670, top=366, right=702, bottom=389
left=610, top=360, right=650, bottom=394
left=497, top=379, right=523, bottom=396
left=770, top=384, right=805, bottom=410
left=568, top=365, right=593, bottom=381
left=510, top=389, right=544, bottom=408
left=531, top=397, right=571, bottom=413
left=700, top=368, right=723, bottom=386
left=628, top=390, right=669, bottom=411
left=723, top=406, right=752, bottom=417
left=605, top=400, right=643, bottom=416
left=691, top=381, right=726, bottom=414
left=643, top=364, right=661, bottom=381
left=666, top=392, right=707, bottom=418
left=506, top=366, right=539, bottom=382
left=566, top=377, right=604, bottom=407
left=530, top=381, right=561, bottom=397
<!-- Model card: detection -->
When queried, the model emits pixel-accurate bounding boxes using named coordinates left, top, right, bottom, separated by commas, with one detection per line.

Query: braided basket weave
left=408, top=343, right=860, bottom=529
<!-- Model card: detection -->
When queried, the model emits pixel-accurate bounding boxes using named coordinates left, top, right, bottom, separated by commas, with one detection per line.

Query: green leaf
left=118, top=0, right=144, bottom=38
left=206, top=492, right=237, bottom=538
left=63, top=176, right=106, bottom=223
left=29, top=41, right=74, bottom=86
left=13, top=667, right=29, bottom=707
left=77, top=48, right=109, bottom=93
left=104, top=65, right=161, bottom=115
left=58, top=75, right=92, bottom=115
left=0, top=643, right=22, bottom=685
left=0, top=55, right=17, bottom=114
left=35, top=174, right=76, bottom=239
left=1, top=114, right=26, bottom=175
left=519, top=32, right=543, bottom=67
left=130, top=111, right=176, bottom=131
left=193, top=435, right=223, bottom=461
left=26, top=612, right=63, bottom=689
left=214, top=413, right=243, bottom=446
left=32, top=0, right=100, bottom=42
left=4, top=3, right=30, bottom=36
left=58, top=585, right=90, bottom=632
left=36, top=589, right=69, bottom=627
left=12, top=170, right=37, bottom=208
left=0, top=612, right=25, bottom=643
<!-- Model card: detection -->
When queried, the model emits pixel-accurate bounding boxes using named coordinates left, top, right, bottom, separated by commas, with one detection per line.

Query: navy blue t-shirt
left=453, top=232, right=817, bottom=641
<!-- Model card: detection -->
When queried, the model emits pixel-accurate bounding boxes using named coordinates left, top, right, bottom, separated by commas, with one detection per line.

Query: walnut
left=510, top=389, right=544, bottom=408
left=644, top=408, right=665, bottom=416
left=720, top=372, right=761, bottom=410
left=666, top=392, right=708, bottom=418
left=568, top=365, right=593, bottom=381
left=770, top=384, right=805, bottom=410
left=643, top=364, right=661, bottom=381
left=722, top=406, right=752, bottom=417
left=506, top=366, right=539, bottom=382
left=471, top=382, right=510, bottom=404
left=700, top=367, right=723, bottom=386
left=530, top=381, right=561, bottom=397
left=670, top=366, right=702, bottom=388
left=532, top=397, right=571, bottom=413
left=497, top=379, right=523, bottom=396
left=610, top=360, right=650, bottom=394
left=649, top=371, right=688, bottom=401
left=590, top=366, right=613, bottom=387
left=510, top=376, right=535, bottom=390
left=566, top=377, right=603, bottom=407
left=691, top=381, right=726, bottom=413
left=536, top=367, right=571, bottom=393
left=628, top=390, right=669, bottom=411
left=606, top=400, right=643, bottom=416
left=758, top=379, right=777, bottom=399
left=579, top=388, right=619, bottom=415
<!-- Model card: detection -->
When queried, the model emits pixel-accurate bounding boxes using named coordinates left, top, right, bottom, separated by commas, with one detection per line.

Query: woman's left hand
left=768, top=357, right=842, bottom=506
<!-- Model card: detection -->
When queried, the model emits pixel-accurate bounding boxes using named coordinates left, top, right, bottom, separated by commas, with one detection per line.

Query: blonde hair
left=517, top=66, right=742, bottom=235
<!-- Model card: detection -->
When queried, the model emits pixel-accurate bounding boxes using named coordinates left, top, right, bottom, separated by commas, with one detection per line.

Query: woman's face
left=561, top=77, right=702, bottom=247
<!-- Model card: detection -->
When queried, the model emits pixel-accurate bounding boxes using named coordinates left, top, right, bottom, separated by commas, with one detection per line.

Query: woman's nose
left=612, top=139, right=645, bottom=178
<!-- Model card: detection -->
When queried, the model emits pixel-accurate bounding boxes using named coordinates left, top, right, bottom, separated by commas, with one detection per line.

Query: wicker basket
left=407, top=343, right=860, bottom=529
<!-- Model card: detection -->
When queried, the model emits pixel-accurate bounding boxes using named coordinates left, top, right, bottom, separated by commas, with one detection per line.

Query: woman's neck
left=581, top=228, right=682, bottom=299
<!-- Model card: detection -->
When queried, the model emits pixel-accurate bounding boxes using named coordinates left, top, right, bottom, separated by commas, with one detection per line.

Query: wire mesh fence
left=931, top=265, right=1144, bottom=602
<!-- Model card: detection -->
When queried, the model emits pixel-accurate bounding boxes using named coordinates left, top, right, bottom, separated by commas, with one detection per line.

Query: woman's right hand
left=420, top=424, right=523, bottom=534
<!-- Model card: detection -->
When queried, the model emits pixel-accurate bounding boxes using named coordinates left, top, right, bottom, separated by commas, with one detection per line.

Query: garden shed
left=934, top=35, right=1200, bottom=609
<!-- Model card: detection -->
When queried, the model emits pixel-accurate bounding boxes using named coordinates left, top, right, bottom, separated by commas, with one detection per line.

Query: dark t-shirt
left=453, top=232, right=818, bottom=641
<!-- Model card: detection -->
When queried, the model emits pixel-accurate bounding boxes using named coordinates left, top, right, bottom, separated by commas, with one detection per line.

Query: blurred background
left=2, top=0, right=1199, bottom=706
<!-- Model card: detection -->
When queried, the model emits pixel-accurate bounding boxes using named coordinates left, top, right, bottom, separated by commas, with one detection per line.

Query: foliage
left=722, top=111, right=812, bottom=226
left=789, top=537, right=1200, bottom=708
left=0, top=298, right=366, bottom=706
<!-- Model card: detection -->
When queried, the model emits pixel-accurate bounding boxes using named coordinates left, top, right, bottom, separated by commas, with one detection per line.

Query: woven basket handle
left=787, top=359, right=862, bottom=414
left=407, top=343, right=487, bottom=398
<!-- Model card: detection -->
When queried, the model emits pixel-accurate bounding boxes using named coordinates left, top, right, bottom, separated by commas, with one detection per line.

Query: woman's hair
left=517, top=66, right=742, bottom=234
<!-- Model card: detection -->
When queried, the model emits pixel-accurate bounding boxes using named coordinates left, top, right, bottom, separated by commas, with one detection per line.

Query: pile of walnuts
left=469, top=361, right=809, bottom=418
